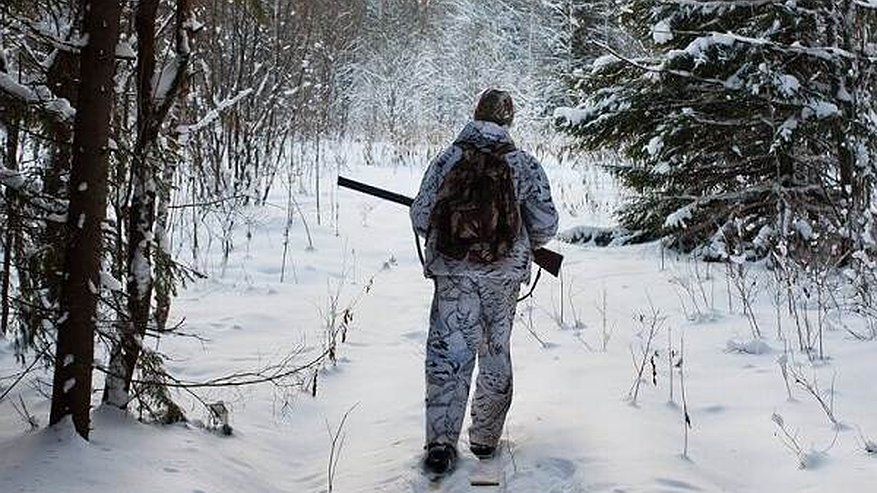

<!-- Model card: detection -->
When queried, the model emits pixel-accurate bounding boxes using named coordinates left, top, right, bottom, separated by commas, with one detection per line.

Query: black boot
left=424, top=443, right=457, bottom=475
left=470, top=442, right=496, bottom=460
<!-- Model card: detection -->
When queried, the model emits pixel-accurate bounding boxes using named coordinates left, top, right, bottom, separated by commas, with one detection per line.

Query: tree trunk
left=43, top=48, right=80, bottom=322
left=1, top=110, right=20, bottom=336
left=49, top=0, right=123, bottom=440
left=104, top=0, right=192, bottom=407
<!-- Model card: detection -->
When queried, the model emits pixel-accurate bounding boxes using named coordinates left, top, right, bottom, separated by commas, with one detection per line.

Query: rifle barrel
left=337, top=176, right=413, bottom=207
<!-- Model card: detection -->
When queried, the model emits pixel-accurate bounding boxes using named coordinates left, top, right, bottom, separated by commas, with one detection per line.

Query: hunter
left=410, top=89, right=559, bottom=475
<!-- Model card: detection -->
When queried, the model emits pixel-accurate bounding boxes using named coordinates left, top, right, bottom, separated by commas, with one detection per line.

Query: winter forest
left=1, top=0, right=876, bottom=491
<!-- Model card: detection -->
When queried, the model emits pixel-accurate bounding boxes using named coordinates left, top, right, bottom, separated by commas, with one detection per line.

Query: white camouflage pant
left=425, top=275, right=519, bottom=449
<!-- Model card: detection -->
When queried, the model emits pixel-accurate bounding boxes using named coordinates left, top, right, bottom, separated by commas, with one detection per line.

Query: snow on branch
left=0, top=165, right=26, bottom=190
left=0, top=72, right=75, bottom=122
left=17, top=17, right=87, bottom=54
left=175, top=88, right=254, bottom=140
left=152, top=57, right=183, bottom=108
left=0, top=164, right=66, bottom=214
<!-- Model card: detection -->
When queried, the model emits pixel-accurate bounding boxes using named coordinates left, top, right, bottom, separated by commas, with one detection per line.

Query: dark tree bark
left=42, top=46, right=81, bottom=332
left=1, top=109, right=20, bottom=337
left=50, top=0, right=123, bottom=439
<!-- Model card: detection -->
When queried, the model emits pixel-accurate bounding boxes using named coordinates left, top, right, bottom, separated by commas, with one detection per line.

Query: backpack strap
left=516, top=266, right=543, bottom=303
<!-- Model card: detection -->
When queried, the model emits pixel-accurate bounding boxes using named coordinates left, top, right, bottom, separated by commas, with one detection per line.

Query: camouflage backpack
left=429, top=143, right=521, bottom=263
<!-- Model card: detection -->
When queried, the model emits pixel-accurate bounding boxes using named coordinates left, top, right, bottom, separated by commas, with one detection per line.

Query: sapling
left=595, top=287, right=613, bottom=351
left=550, top=272, right=585, bottom=331
left=326, top=403, right=359, bottom=493
left=565, top=276, right=586, bottom=331
left=856, top=427, right=877, bottom=455
left=771, top=412, right=808, bottom=468
left=777, top=345, right=795, bottom=402
left=280, top=168, right=300, bottom=283
left=789, top=365, right=842, bottom=429
left=669, top=261, right=716, bottom=323
left=13, top=395, right=39, bottom=431
left=725, top=256, right=762, bottom=339
left=677, top=333, right=691, bottom=459
left=769, top=276, right=784, bottom=341
left=667, top=325, right=675, bottom=405
left=772, top=412, right=837, bottom=469
left=519, top=298, right=550, bottom=350
left=627, top=301, right=666, bottom=405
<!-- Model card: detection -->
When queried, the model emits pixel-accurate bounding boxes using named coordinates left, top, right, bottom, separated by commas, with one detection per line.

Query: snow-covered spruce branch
left=663, top=29, right=863, bottom=62
left=587, top=40, right=730, bottom=89
left=853, top=0, right=877, bottom=10
left=582, top=39, right=863, bottom=121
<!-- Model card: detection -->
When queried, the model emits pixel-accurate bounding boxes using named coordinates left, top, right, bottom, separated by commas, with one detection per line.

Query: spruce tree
left=557, top=0, right=877, bottom=260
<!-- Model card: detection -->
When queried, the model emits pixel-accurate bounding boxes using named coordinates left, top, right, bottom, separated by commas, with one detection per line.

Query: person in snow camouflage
left=410, top=89, right=559, bottom=475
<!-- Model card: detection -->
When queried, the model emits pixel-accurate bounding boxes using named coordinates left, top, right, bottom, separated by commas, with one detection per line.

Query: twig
left=0, top=355, right=42, bottom=404
left=327, top=403, right=359, bottom=493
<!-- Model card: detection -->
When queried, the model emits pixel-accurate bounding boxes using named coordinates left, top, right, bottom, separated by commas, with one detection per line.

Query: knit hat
left=474, top=89, right=514, bottom=127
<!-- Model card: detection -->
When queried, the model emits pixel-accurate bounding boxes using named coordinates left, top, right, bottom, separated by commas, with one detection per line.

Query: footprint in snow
left=653, top=477, right=703, bottom=491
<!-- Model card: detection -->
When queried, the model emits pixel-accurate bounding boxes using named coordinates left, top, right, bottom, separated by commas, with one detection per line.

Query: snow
left=115, top=40, right=136, bottom=59
left=0, top=165, right=26, bottom=189
left=777, top=74, right=800, bottom=96
left=0, top=72, right=36, bottom=102
left=670, top=33, right=737, bottom=64
left=0, top=73, right=76, bottom=122
left=100, top=271, right=123, bottom=292
left=153, top=59, right=181, bottom=103
left=652, top=20, right=674, bottom=44
left=726, top=338, right=773, bottom=355
left=554, top=93, right=630, bottom=127
left=645, top=135, right=664, bottom=157
left=553, top=106, right=590, bottom=126
left=778, top=116, right=799, bottom=140
left=590, top=54, right=620, bottom=73
left=806, top=101, right=840, bottom=119
left=2, top=144, right=877, bottom=492
left=176, top=89, right=254, bottom=139
left=794, top=218, right=815, bottom=240
left=665, top=204, right=695, bottom=228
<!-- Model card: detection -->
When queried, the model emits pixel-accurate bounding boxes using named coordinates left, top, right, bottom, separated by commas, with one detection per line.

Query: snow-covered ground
left=1, top=145, right=876, bottom=492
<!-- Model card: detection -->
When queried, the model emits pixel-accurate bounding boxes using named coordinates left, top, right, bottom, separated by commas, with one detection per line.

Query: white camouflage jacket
left=410, top=120, right=559, bottom=283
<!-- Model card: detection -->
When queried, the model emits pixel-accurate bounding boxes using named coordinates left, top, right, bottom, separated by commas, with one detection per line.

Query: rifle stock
left=337, top=176, right=563, bottom=277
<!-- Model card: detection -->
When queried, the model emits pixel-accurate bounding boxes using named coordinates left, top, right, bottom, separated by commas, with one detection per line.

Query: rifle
left=337, top=176, right=563, bottom=277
